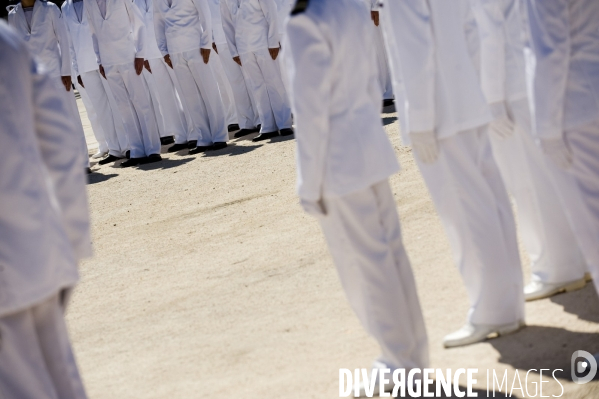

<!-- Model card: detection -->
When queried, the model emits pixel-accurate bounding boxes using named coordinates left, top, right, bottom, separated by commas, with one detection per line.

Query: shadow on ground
left=136, top=157, right=195, bottom=171
left=383, top=116, right=398, bottom=126
left=202, top=144, right=263, bottom=157
left=550, top=284, right=599, bottom=323
left=87, top=173, right=118, bottom=185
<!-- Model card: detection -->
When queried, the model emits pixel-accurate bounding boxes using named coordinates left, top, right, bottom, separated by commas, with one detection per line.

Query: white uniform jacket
left=285, top=0, right=399, bottom=201
left=381, top=0, right=491, bottom=141
left=84, top=0, right=146, bottom=66
left=220, top=0, right=280, bottom=57
left=154, top=0, right=213, bottom=56
left=133, top=0, right=163, bottom=60
left=62, top=0, right=99, bottom=75
left=0, top=21, right=91, bottom=318
left=526, top=0, right=599, bottom=138
left=208, top=0, right=228, bottom=45
left=7, top=0, right=72, bottom=78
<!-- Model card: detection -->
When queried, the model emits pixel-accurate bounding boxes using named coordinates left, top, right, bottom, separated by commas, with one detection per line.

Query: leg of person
left=185, top=50, right=228, bottom=145
left=239, top=51, right=278, bottom=135
left=416, top=127, right=525, bottom=347
left=489, top=101, right=587, bottom=300
left=142, top=68, right=167, bottom=140
left=76, top=82, right=108, bottom=157
left=253, top=48, right=293, bottom=131
left=117, top=63, right=162, bottom=159
left=209, top=51, right=238, bottom=127
left=81, top=70, right=126, bottom=159
left=147, top=58, right=188, bottom=143
left=101, top=75, right=130, bottom=154
left=373, top=26, right=394, bottom=102
left=319, top=179, right=429, bottom=377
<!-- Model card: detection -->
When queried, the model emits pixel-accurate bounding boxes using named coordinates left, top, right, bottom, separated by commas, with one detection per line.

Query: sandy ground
left=69, top=97, right=599, bottom=398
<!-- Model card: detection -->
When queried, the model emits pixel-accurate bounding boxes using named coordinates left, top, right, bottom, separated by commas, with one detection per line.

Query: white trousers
left=373, top=26, right=393, bottom=101
left=546, top=118, right=599, bottom=295
left=103, top=63, right=161, bottom=158
left=218, top=43, right=260, bottom=129
left=210, top=50, right=238, bottom=126
left=417, top=126, right=524, bottom=326
left=76, top=82, right=108, bottom=154
left=239, top=49, right=292, bottom=133
left=80, top=70, right=127, bottom=157
left=53, top=78, right=89, bottom=168
left=171, top=49, right=228, bottom=146
left=319, top=180, right=429, bottom=370
left=0, top=295, right=87, bottom=399
left=489, top=100, right=587, bottom=284
left=144, top=58, right=188, bottom=140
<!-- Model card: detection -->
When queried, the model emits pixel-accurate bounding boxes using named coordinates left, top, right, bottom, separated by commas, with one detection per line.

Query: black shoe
left=187, top=140, right=198, bottom=149
left=234, top=129, right=257, bottom=138
left=188, top=145, right=212, bottom=155
left=228, top=124, right=240, bottom=132
left=382, top=99, right=395, bottom=108
left=279, top=128, right=294, bottom=136
left=125, top=150, right=131, bottom=159
left=168, top=143, right=189, bottom=153
left=252, top=131, right=279, bottom=142
left=141, top=154, right=162, bottom=164
left=160, top=136, right=175, bottom=145
left=98, top=154, right=122, bottom=165
left=86, top=167, right=93, bottom=174
left=208, top=142, right=227, bottom=151
left=121, top=157, right=143, bottom=167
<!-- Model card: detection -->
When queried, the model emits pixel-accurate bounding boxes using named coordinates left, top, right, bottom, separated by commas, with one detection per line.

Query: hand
left=371, top=11, right=380, bottom=27
left=410, top=130, right=439, bottom=164
left=233, top=56, right=242, bottom=66
left=541, top=136, right=573, bottom=169
left=200, top=48, right=211, bottom=64
left=144, top=60, right=152, bottom=73
left=300, top=198, right=327, bottom=217
left=99, top=64, right=106, bottom=79
left=164, top=54, right=173, bottom=69
left=488, top=101, right=514, bottom=139
left=134, top=58, right=145, bottom=75
left=212, top=42, right=218, bottom=54
left=269, top=47, right=280, bottom=60
left=61, top=76, right=72, bottom=92
left=77, top=75, right=84, bottom=88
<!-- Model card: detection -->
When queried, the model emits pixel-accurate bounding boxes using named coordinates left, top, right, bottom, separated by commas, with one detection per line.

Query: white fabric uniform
left=369, top=0, right=393, bottom=101
left=8, top=0, right=89, bottom=168
left=470, top=0, right=586, bottom=285
left=134, top=0, right=188, bottom=141
left=85, top=0, right=161, bottom=158
left=274, top=0, right=292, bottom=96
left=221, top=0, right=292, bottom=133
left=285, top=0, right=428, bottom=371
left=525, top=0, right=599, bottom=292
left=62, top=0, right=128, bottom=157
left=76, top=82, right=109, bottom=154
left=154, top=0, right=228, bottom=145
left=0, top=22, right=90, bottom=398
left=381, top=0, right=524, bottom=325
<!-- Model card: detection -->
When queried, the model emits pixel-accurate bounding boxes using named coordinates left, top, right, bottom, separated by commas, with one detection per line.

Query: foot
left=91, top=150, right=108, bottom=159
left=125, top=150, right=131, bottom=159
left=160, top=136, right=175, bottom=145
left=98, top=154, right=122, bottom=165
left=354, top=361, right=396, bottom=398
left=187, top=140, right=198, bottom=149
left=141, top=153, right=162, bottom=164
left=85, top=167, right=93, bottom=174
left=279, top=128, right=294, bottom=136
left=228, top=124, right=240, bottom=132
left=524, top=278, right=587, bottom=301
left=443, top=320, right=525, bottom=348
left=234, top=128, right=259, bottom=138
left=167, top=143, right=189, bottom=153
left=382, top=99, right=395, bottom=108
left=189, top=145, right=212, bottom=155
left=208, top=142, right=227, bottom=151
left=121, top=157, right=143, bottom=168
left=252, top=131, right=279, bottom=142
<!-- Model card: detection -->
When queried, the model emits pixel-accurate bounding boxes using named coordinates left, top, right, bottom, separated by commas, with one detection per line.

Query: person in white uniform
left=84, top=0, right=163, bottom=167
left=154, top=0, right=229, bottom=154
left=285, top=1, right=429, bottom=396
left=0, top=21, right=91, bottom=398
left=368, top=0, right=394, bottom=108
left=221, top=0, right=294, bottom=141
left=133, top=0, right=188, bottom=149
left=525, top=0, right=599, bottom=297
left=8, top=0, right=91, bottom=173
left=381, top=0, right=525, bottom=348
left=62, top=0, right=131, bottom=165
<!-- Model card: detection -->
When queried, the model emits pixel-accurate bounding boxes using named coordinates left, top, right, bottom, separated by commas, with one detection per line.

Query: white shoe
left=524, top=278, right=587, bottom=301
left=91, top=150, right=108, bottom=159
left=443, top=320, right=525, bottom=348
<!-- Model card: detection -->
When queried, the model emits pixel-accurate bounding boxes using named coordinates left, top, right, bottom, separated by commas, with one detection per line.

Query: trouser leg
left=142, top=68, right=166, bottom=138
left=209, top=51, right=238, bottom=126
left=320, top=180, right=429, bottom=371
left=53, top=78, right=89, bottom=168
left=373, top=26, right=394, bottom=100
left=76, top=82, right=108, bottom=154
left=416, top=127, right=524, bottom=325
left=101, top=75, right=130, bottom=152
left=240, top=52, right=277, bottom=133
left=81, top=70, right=124, bottom=157
left=254, top=49, right=293, bottom=130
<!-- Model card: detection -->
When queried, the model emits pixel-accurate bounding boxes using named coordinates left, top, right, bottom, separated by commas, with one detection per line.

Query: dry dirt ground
left=69, top=98, right=599, bottom=398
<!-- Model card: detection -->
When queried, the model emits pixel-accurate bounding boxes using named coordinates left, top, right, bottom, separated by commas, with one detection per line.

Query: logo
left=571, top=350, right=598, bottom=384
